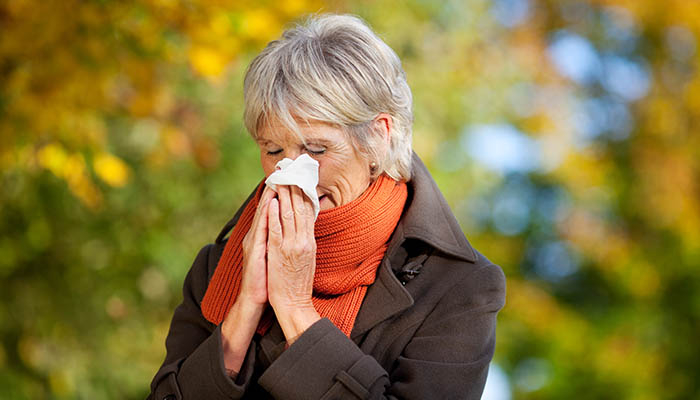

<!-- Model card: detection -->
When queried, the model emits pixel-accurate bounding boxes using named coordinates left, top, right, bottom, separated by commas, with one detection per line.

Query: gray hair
left=243, top=14, right=413, bottom=181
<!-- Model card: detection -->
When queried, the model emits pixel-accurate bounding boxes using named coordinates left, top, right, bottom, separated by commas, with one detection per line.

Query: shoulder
left=180, top=244, right=218, bottom=305
left=180, top=232, right=232, bottom=302
left=188, top=186, right=259, bottom=289
left=185, top=240, right=228, bottom=302
left=436, top=250, right=505, bottom=309
left=407, top=247, right=505, bottom=312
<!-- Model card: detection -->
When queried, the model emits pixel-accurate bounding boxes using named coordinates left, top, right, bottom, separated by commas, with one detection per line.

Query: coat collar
left=396, top=152, right=477, bottom=263
left=351, top=152, right=477, bottom=339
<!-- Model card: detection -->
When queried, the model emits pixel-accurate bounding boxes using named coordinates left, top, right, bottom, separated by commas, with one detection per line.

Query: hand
left=267, top=185, right=321, bottom=344
left=220, top=186, right=275, bottom=375
left=238, top=186, right=276, bottom=307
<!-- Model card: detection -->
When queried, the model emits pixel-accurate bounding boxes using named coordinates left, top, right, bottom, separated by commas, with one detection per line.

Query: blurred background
left=1, top=0, right=698, bottom=398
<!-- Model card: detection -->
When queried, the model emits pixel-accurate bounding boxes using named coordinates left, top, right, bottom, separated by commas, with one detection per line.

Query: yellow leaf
left=65, top=154, right=103, bottom=209
left=37, top=144, right=68, bottom=177
left=241, top=9, right=279, bottom=41
left=281, top=0, right=310, bottom=16
left=188, top=45, right=228, bottom=78
left=93, top=152, right=130, bottom=187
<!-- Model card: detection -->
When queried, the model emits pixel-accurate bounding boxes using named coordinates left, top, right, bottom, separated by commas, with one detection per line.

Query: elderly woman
left=148, top=14, right=505, bottom=400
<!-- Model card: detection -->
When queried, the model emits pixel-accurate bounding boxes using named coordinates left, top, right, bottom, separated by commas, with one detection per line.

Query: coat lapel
left=350, top=153, right=478, bottom=339
left=351, top=253, right=414, bottom=340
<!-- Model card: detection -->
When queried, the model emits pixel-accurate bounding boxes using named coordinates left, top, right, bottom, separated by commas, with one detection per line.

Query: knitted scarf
left=200, top=175, right=407, bottom=337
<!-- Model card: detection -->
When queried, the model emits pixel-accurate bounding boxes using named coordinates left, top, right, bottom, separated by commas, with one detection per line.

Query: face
left=256, top=120, right=372, bottom=211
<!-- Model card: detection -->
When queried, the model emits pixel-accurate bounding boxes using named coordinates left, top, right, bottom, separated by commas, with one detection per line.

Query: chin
left=319, top=195, right=334, bottom=211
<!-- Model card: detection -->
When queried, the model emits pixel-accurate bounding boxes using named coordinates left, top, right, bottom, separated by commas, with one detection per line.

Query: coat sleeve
left=147, top=244, right=256, bottom=400
left=257, top=262, right=506, bottom=400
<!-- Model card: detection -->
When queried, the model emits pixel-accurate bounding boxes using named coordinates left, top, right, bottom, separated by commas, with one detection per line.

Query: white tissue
left=264, top=154, right=320, bottom=219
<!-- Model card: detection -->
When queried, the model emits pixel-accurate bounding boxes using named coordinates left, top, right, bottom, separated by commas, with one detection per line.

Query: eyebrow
left=256, top=137, right=335, bottom=146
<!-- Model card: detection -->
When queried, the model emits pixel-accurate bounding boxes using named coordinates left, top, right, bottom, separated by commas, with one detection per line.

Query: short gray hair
left=243, top=14, right=413, bottom=181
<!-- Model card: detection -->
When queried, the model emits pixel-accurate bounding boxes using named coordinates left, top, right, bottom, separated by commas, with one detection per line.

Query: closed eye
left=266, top=149, right=283, bottom=155
left=305, top=147, right=326, bottom=155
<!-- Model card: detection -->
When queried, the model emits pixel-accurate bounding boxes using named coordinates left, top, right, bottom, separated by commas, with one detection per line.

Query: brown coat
left=148, top=154, right=506, bottom=400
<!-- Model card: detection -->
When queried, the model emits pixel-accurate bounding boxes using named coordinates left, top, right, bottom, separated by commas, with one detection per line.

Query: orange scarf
left=201, top=175, right=407, bottom=336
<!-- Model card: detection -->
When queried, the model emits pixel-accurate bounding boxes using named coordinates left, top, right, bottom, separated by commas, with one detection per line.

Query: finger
left=298, top=186, right=316, bottom=237
left=305, top=193, right=315, bottom=237
left=251, top=186, right=272, bottom=225
left=277, top=185, right=295, bottom=236
left=260, top=186, right=276, bottom=205
left=254, top=195, right=270, bottom=242
left=267, top=198, right=282, bottom=246
left=250, top=187, right=274, bottom=241
left=290, top=185, right=309, bottom=235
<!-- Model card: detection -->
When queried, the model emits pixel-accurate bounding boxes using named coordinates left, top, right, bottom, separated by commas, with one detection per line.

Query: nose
left=285, top=148, right=303, bottom=160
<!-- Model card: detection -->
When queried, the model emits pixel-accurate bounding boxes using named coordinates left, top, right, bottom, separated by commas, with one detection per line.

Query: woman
left=148, top=14, right=505, bottom=400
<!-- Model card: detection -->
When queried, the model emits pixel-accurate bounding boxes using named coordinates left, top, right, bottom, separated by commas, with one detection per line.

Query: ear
left=373, top=113, right=392, bottom=146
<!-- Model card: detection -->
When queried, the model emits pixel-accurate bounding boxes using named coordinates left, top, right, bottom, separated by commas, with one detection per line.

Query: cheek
left=260, top=156, right=277, bottom=178
left=316, top=159, right=336, bottom=187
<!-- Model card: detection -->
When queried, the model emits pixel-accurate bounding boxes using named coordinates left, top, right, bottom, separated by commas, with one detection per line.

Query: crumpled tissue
left=264, top=154, right=320, bottom=219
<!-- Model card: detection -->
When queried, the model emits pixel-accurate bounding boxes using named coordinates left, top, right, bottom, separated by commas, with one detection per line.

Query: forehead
left=256, top=119, right=347, bottom=145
